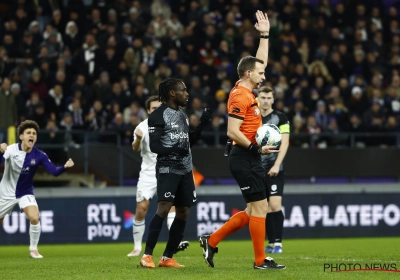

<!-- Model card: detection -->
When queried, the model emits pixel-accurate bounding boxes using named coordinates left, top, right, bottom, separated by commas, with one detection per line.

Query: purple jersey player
left=0, top=120, right=74, bottom=258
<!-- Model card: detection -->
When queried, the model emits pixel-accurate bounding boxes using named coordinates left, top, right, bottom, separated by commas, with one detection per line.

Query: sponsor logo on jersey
left=21, top=166, right=30, bottom=173
left=170, top=132, right=189, bottom=140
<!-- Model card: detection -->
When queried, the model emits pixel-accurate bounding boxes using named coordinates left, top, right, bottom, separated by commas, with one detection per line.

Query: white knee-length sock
left=167, top=212, right=176, bottom=230
left=29, top=222, right=41, bottom=251
left=133, top=219, right=145, bottom=250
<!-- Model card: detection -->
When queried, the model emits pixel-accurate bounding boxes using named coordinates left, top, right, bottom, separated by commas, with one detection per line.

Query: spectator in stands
left=19, top=31, right=39, bottom=57
left=203, top=114, right=228, bottom=147
left=27, top=102, right=47, bottom=129
left=41, top=119, right=67, bottom=165
left=348, top=86, right=370, bottom=117
left=27, top=68, right=47, bottom=100
left=75, top=33, right=103, bottom=84
left=123, top=101, right=147, bottom=124
left=44, top=84, right=65, bottom=122
left=314, top=100, right=330, bottom=130
left=0, top=78, right=17, bottom=141
left=290, top=115, right=309, bottom=148
left=63, top=21, right=81, bottom=54
left=85, top=100, right=108, bottom=132
left=11, top=83, right=26, bottom=123
left=108, top=112, right=128, bottom=144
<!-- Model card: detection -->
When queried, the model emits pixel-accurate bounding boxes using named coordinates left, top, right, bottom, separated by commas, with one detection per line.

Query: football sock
left=133, top=219, right=145, bottom=250
left=266, top=212, right=275, bottom=244
left=167, top=212, right=175, bottom=230
left=249, top=216, right=267, bottom=266
left=144, top=214, right=165, bottom=255
left=164, top=218, right=186, bottom=258
left=209, top=211, right=249, bottom=248
left=273, top=210, right=284, bottom=243
left=29, top=222, right=41, bottom=251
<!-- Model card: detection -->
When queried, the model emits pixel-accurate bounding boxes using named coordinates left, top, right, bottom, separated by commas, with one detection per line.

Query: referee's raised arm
left=254, top=10, right=270, bottom=69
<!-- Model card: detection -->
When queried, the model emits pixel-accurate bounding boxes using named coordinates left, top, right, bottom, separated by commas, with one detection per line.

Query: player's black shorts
left=229, top=145, right=267, bottom=203
left=156, top=171, right=196, bottom=207
left=265, top=171, right=285, bottom=197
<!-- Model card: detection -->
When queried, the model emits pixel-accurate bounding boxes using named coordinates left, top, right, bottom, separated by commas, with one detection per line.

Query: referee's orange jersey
left=227, top=82, right=262, bottom=144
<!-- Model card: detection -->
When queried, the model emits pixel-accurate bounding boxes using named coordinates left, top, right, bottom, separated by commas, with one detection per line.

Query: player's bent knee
left=268, top=197, right=282, bottom=212
left=30, top=217, right=40, bottom=225
left=135, top=210, right=147, bottom=221
left=157, top=201, right=173, bottom=218
left=250, top=200, right=268, bottom=216
left=175, top=207, right=190, bottom=220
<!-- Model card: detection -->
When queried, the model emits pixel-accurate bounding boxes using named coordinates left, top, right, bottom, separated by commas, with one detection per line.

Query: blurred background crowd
left=1, top=0, right=400, bottom=149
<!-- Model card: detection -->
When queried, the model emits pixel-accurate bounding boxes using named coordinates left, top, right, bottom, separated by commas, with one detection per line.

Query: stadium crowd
left=0, top=0, right=400, bottom=148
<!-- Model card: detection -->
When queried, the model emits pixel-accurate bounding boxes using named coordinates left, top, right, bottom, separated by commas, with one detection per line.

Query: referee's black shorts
left=229, top=145, right=267, bottom=203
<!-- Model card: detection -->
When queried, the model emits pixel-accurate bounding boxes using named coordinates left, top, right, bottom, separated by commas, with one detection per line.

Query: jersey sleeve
left=278, top=113, right=290, bottom=134
left=0, top=147, right=10, bottom=164
left=39, top=151, right=66, bottom=176
left=228, top=91, right=250, bottom=120
left=148, top=108, right=169, bottom=155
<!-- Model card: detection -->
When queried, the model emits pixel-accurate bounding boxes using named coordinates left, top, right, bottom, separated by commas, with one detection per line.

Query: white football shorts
left=0, top=195, right=38, bottom=219
left=136, top=180, right=157, bottom=202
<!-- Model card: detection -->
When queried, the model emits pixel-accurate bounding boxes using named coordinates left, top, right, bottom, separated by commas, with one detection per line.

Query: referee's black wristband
left=248, top=143, right=261, bottom=156
left=260, top=35, right=269, bottom=39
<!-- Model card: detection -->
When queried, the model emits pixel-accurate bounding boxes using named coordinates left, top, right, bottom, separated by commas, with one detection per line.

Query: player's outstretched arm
left=40, top=154, right=72, bottom=176
left=254, top=10, right=270, bottom=69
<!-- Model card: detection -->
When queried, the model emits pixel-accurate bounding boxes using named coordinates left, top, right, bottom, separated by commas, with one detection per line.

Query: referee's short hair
left=237, top=56, right=264, bottom=78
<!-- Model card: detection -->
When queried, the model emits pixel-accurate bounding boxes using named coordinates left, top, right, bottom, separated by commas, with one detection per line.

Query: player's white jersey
left=0, top=143, right=65, bottom=199
left=134, top=119, right=157, bottom=182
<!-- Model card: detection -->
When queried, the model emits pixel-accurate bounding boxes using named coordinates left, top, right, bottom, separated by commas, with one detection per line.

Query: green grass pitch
left=1, top=237, right=400, bottom=280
